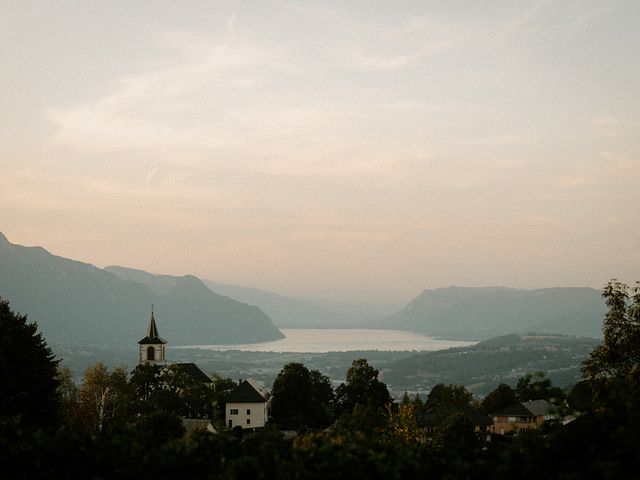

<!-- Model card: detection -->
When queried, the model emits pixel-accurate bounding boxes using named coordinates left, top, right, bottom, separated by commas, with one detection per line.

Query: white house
left=225, top=379, right=270, bottom=429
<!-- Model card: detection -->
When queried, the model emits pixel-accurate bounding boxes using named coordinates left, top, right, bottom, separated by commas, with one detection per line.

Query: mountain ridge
left=0, top=233, right=283, bottom=346
left=375, top=285, right=606, bottom=340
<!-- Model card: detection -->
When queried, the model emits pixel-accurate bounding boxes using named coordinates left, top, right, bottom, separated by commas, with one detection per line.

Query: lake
left=177, top=328, right=475, bottom=353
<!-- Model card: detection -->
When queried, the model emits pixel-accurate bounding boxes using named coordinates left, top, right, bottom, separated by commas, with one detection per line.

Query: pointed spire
left=139, top=305, right=166, bottom=345
left=147, top=306, right=160, bottom=338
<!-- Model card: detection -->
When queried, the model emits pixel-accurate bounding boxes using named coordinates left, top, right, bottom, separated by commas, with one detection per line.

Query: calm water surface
left=178, top=328, right=474, bottom=353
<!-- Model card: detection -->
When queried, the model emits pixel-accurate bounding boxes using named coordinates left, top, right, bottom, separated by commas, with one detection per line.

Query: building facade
left=490, top=399, right=554, bottom=435
left=225, top=379, right=270, bottom=429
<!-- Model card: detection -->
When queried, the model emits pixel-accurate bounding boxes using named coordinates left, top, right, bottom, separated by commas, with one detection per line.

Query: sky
left=1, top=1, right=639, bottom=303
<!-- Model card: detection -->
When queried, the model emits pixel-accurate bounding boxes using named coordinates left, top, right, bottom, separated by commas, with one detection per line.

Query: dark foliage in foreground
left=2, top=396, right=639, bottom=480
left=2, top=280, right=640, bottom=478
left=0, top=297, right=60, bottom=429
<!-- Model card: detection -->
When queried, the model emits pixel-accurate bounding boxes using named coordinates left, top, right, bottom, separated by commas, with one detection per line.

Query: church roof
left=138, top=311, right=167, bottom=345
left=491, top=400, right=554, bottom=417
left=174, top=363, right=212, bottom=383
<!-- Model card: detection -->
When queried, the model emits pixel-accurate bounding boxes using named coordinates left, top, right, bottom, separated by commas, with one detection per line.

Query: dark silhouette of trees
left=425, top=383, right=474, bottom=410
left=334, top=358, right=391, bottom=416
left=480, top=383, right=518, bottom=413
left=0, top=297, right=60, bottom=429
left=271, top=362, right=334, bottom=429
left=129, top=363, right=162, bottom=414
left=515, top=371, right=565, bottom=402
left=583, top=279, right=640, bottom=382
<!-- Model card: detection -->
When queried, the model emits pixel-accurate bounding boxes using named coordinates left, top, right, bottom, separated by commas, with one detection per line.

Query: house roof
left=138, top=311, right=167, bottom=345
left=226, top=379, right=269, bottom=403
left=491, top=400, right=553, bottom=417
left=174, top=363, right=212, bottom=384
left=522, top=400, right=553, bottom=416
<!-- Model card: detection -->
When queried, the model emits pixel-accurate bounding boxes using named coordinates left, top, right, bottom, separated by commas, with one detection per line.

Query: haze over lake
left=177, top=328, right=475, bottom=353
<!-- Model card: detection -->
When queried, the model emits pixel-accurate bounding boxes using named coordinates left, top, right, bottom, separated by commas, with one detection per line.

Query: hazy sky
left=1, top=1, right=639, bottom=302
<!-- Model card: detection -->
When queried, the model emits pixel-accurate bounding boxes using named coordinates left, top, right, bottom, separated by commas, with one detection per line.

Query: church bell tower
left=138, top=306, right=167, bottom=365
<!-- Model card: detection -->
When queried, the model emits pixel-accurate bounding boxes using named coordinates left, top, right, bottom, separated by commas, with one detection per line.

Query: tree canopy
left=480, top=383, right=518, bottom=413
left=583, top=280, right=640, bottom=381
left=271, top=362, right=333, bottom=429
left=425, top=383, right=474, bottom=410
left=515, top=372, right=565, bottom=402
left=0, top=297, right=60, bottom=428
left=334, top=358, right=391, bottom=417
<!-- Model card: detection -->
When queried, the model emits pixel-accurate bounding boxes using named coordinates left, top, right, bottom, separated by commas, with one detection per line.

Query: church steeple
left=146, top=308, right=161, bottom=338
left=138, top=306, right=167, bottom=365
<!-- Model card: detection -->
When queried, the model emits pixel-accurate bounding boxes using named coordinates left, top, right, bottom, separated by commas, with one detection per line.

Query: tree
left=129, top=363, right=162, bottom=414
left=76, top=363, right=132, bottom=433
left=56, top=365, right=81, bottom=430
left=135, top=410, right=185, bottom=444
left=425, top=384, right=473, bottom=410
left=309, top=369, right=335, bottom=426
left=0, top=297, right=60, bottom=428
left=515, top=372, right=564, bottom=402
left=480, top=383, right=518, bottom=413
left=210, top=374, right=237, bottom=422
left=271, top=362, right=334, bottom=429
left=384, top=394, right=425, bottom=444
left=583, top=280, right=640, bottom=381
left=431, top=411, right=479, bottom=454
left=334, top=359, right=391, bottom=417
left=271, top=363, right=313, bottom=425
left=155, top=364, right=215, bottom=418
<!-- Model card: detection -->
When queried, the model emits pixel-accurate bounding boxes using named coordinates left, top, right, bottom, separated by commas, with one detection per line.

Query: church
left=137, top=308, right=270, bottom=430
left=137, top=307, right=212, bottom=384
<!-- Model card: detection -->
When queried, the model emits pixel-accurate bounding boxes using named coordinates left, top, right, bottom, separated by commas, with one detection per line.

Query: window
left=508, top=416, right=516, bottom=423
left=246, top=409, right=251, bottom=415
left=230, top=409, right=238, bottom=415
left=147, top=346, right=155, bottom=361
left=247, top=419, right=251, bottom=425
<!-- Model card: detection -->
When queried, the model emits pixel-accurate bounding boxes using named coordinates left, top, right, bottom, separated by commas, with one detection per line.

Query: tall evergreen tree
left=0, top=297, right=60, bottom=428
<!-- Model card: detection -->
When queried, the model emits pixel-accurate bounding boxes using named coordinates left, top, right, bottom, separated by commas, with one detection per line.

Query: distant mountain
left=202, top=280, right=403, bottom=328
left=0, top=233, right=283, bottom=346
left=374, top=286, right=606, bottom=340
